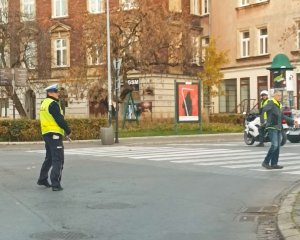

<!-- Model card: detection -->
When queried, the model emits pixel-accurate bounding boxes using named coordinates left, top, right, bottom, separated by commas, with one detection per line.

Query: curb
left=278, top=186, right=300, bottom=240
left=0, top=133, right=242, bottom=145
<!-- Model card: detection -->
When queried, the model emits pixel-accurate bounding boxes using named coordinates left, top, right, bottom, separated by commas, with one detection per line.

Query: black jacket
left=47, top=96, right=71, bottom=135
left=261, top=98, right=294, bottom=130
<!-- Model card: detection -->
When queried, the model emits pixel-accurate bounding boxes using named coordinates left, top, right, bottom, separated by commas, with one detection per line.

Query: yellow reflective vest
left=260, top=99, right=269, bottom=120
left=40, top=98, right=64, bottom=135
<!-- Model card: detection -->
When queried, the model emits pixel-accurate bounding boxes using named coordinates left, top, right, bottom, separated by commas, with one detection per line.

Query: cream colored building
left=205, top=0, right=300, bottom=113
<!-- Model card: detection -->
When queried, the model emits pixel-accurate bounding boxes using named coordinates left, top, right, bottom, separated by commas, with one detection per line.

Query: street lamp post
left=106, top=0, right=112, bottom=126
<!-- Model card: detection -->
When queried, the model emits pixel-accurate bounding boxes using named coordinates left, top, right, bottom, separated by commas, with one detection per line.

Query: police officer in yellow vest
left=37, top=84, right=71, bottom=191
left=256, top=90, right=269, bottom=147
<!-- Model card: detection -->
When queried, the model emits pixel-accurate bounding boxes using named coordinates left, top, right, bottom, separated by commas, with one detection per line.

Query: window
left=169, top=0, right=181, bottom=12
left=241, top=31, right=250, bottom=58
left=219, top=79, right=237, bottom=113
left=0, top=45, right=9, bottom=67
left=52, top=0, right=67, bottom=18
left=21, top=0, right=36, bottom=21
left=257, top=76, right=268, bottom=100
left=54, top=39, right=68, bottom=67
left=201, top=0, right=209, bottom=15
left=0, top=97, right=8, bottom=117
left=87, top=44, right=104, bottom=65
left=258, top=28, right=268, bottom=55
left=191, top=36, right=201, bottom=65
left=88, top=0, right=104, bottom=13
left=240, top=78, right=250, bottom=112
left=240, top=0, right=250, bottom=6
left=24, top=41, right=37, bottom=69
left=0, top=0, right=7, bottom=23
left=120, top=0, right=136, bottom=10
left=190, top=0, right=200, bottom=15
left=201, top=37, right=209, bottom=61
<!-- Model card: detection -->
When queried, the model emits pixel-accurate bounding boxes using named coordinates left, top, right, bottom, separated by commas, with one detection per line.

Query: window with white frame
left=54, top=39, right=68, bottom=67
left=190, top=0, right=200, bottom=15
left=87, top=44, right=104, bottom=65
left=201, top=37, right=209, bottom=61
left=241, top=31, right=250, bottom=58
left=24, top=41, right=37, bottom=69
left=0, top=45, right=9, bottom=67
left=120, top=0, right=136, bottom=10
left=169, top=0, right=182, bottom=12
left=52, top=0, right=67, bottom=18
left=191, top=35, right=201, bottom=65
left=0, top=0, right=8, bottom=23
left=240, top=0, right=250, bottom=6
left=21, top=0, right=36, bottom=21
left=256, top=0, right=267, bottom=3
left=201, top=0, right=209, bottom=15
left=88, top=0, right=104, bottom=14
left=258, top=28, right=268, bottom=55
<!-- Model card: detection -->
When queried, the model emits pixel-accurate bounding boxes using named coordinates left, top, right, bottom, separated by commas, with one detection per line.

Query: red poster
left=177, top=83, right=199, bottom=122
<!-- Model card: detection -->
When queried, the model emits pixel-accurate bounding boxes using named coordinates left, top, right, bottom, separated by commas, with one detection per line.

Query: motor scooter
left=243, top=112, right=288, bottom=146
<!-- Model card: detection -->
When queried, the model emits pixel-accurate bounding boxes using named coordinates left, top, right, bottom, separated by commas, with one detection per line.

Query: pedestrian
left=37, top=84, right=71, bottom=191
left=261, top=90, right=298, bottom=169
left=256, top=90, right=269, bottom=147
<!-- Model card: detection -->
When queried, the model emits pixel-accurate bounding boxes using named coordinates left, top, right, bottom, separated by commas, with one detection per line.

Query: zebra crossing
left=27, top=145, right=300, bottom=175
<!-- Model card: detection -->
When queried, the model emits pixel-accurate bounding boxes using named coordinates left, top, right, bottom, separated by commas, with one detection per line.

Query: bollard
left=100, top=126, right=114, bottom=145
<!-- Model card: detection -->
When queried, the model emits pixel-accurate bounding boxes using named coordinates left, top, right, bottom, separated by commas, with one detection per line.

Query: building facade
left=1, top=0, right=300, bottom=119
left=206, top=0, right=300, bottom=113
left=0, top=0, right=204, bottom=119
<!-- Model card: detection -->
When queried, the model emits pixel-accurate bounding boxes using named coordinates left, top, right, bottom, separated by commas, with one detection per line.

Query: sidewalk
left=278, top=184, right=300, bottom=240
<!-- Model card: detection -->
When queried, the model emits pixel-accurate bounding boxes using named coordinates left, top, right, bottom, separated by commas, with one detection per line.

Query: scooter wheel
left=244, top=132, right=255, bottom=145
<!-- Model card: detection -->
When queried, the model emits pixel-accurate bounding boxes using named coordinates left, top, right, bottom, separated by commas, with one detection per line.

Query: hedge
left=0, top=118, right=107, bottom=142
left=0, top=114, right=243, bottom=142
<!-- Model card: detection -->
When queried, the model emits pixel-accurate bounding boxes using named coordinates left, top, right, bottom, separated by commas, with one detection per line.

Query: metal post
left=106, top=0, right=112, bottom=126
left=115, top=69, right=119, bottom=143
left=113, top=58, right=122, bottom=143
left=12, top=68, right=15, bottom=120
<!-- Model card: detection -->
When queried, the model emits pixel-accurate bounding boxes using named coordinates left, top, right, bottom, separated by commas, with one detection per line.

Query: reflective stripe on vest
left=40, top=98, right=64, bottom=135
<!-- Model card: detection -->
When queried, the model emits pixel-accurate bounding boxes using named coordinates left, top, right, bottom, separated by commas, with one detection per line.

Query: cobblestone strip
left=277, top=188, right=300, bottom=240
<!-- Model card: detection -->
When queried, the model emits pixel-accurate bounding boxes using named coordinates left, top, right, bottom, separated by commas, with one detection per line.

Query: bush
left=0, top=118, right=107, bottom=142
left=0, top=115, right=243, bottom=142
left=209, top=113, right=244, bottom=125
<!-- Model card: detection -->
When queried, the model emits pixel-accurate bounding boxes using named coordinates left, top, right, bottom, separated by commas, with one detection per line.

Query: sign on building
left=14, top=68, right=27, bottom=87
left=0, top=68, right=12, bottom=86
left=126, top=79, right=139, bottom=91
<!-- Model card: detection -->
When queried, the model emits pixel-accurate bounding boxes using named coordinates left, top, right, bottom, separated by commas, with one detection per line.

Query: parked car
left=287, top=110, right=300, bottom=143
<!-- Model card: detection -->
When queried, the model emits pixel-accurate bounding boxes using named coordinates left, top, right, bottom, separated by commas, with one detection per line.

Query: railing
left=236, top=99, right=257, bottom=113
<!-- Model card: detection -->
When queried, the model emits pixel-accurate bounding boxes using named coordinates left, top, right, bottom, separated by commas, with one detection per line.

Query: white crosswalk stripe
left=27, top=146, right=300, bottom=175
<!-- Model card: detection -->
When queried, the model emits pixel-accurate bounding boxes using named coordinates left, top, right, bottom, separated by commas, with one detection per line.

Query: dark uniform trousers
left=39, top=133, right=64, bottom=188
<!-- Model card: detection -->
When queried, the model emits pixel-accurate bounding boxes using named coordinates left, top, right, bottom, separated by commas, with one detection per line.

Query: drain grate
left=31, top=231, right=92, bottom=240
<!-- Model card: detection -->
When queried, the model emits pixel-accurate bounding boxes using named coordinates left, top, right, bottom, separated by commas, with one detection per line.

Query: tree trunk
left=5, top=85, right=27, bottom=118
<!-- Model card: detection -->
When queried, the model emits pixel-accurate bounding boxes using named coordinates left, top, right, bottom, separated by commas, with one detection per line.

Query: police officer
left=37, top=84, right=71, bottom=191
left=256, top=90, right=269, bottom=147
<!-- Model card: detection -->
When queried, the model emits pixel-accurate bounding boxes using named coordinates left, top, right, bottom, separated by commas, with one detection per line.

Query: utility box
left=100, top=126, right=114, bottom=145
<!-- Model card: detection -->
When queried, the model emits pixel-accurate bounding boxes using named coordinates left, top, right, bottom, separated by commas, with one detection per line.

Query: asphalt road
left=0, top=134, right=299, bottom=240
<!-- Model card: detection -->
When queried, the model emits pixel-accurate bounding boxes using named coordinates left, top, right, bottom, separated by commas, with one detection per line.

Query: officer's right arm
left=48, top=102, right=71, bottom=135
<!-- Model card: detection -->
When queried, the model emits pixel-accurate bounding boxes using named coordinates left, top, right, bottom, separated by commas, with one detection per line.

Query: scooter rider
left=256, top=90, right=269, bottom=147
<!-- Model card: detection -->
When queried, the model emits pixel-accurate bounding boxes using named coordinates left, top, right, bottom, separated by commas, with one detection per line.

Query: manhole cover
left=31, top=231, right=92, bottom=240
